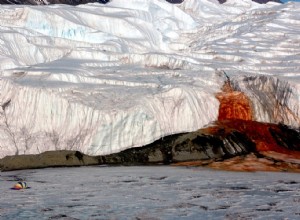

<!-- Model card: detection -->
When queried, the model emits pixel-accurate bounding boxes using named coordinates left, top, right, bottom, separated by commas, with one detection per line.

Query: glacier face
left=0, top=0, right=299, bottom=158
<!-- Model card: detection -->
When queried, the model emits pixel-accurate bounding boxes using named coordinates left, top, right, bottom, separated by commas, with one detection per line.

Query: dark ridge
left=0, top=121, right=299, bottom=171
left=269, top=123, right=300, bottom=151
left=0, top=126, right=256, bottom=171
left=165, top=0, right=184, bottom=3
left=74, top=151, right=84, bottom=162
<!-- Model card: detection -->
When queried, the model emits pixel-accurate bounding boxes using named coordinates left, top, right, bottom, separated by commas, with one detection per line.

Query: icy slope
left=0, top=0, right=299, bottom=158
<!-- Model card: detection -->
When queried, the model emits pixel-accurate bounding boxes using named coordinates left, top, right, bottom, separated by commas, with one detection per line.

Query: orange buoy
left=11, top=181, right=29, bottom=190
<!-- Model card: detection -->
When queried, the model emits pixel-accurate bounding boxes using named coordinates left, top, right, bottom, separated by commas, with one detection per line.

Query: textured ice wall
left=233, top=76, right=300, bottom=127
left=0, top=0, right=299, bottom=157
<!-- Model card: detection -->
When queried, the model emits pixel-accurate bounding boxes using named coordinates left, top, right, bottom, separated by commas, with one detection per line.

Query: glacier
left=0, top=0, right=299, bottom=158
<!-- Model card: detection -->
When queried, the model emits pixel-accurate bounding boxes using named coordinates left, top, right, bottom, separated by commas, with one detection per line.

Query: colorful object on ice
left=11, top=181, right=30, bottom=190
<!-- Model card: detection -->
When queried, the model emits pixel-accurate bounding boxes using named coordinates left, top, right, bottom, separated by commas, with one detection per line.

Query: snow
left=0, top=0, right=300, bottom=158
left=1, top=166, right=300, bottom=219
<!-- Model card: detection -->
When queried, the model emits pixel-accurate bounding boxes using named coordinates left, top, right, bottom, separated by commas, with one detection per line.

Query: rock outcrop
left=1, top=120, right=299, bottom=171
left=166, top=0, right=184, bottom=3
left=1, top=77, right=300, bottom=172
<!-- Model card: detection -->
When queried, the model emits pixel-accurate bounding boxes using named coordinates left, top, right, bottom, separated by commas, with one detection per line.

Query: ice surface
left=1, top=166, right=300, bottom=219
left=0, top=0, right=299, bottom=157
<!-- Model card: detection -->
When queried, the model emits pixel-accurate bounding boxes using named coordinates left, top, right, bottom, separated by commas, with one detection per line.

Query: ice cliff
left=0, top=0, right=299, bottom=158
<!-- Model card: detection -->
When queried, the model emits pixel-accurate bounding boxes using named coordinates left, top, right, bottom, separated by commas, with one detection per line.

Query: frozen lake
left=1, top=166, right=300, bottom=219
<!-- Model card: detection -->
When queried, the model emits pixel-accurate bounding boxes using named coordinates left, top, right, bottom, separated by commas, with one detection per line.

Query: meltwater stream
left=1, top=166, right=300, bottom=219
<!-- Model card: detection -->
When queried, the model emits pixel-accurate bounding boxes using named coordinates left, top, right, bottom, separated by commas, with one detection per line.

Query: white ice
left=1, top=166, right=300, bottom=219
left=0, top=0, right=299, bottom=158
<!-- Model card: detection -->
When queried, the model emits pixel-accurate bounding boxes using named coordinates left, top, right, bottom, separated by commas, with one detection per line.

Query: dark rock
left=173, top=129, right=255, bottom=161
left=166, top=0, right=184, bottom=3
left=0, top=150, right=99, bottom=171
left=103, top=133, right=184, bottom=165
left=1, top=120, right=300, bottom=171
left=269, top=123, right=300, bottom=151
left=74, top=151, right=84, bottom=162
left=0, top=124, right=257, bottom=171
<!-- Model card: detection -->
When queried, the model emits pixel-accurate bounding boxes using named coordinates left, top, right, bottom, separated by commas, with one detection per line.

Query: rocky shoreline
left=1, top=120, right=299, bottom=172
left=1, top=78, right=300, bottom=172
